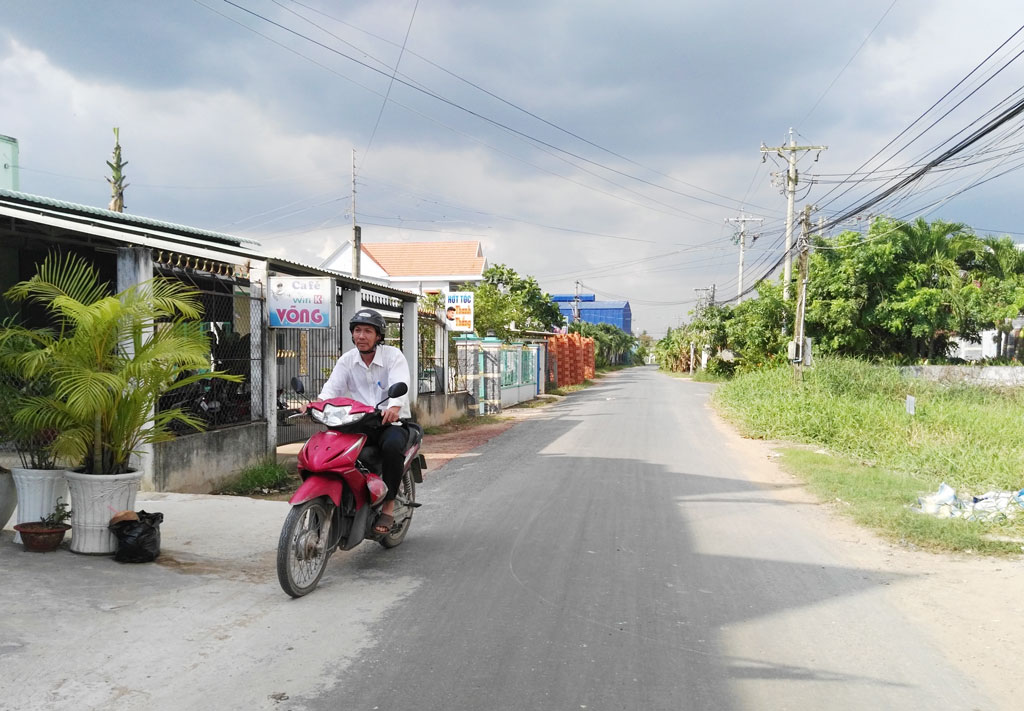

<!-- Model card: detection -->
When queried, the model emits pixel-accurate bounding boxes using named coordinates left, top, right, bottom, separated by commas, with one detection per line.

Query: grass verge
left=548, top=380, right=594, bottom=396
left=713, top=357, right=1024, bottom=553
left=777, top=448, right=1021, bottom=554
left=423, top=414, right=507, bottom=436
left=217, top=458, right=294, bottom=496
left=509, top=395, right=560, bottom=409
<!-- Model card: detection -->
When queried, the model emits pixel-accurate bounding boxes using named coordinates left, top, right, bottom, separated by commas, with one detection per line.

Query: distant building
left=320, top=240, right=487, bottom=295
left=551, top=293, right=632, bottom=333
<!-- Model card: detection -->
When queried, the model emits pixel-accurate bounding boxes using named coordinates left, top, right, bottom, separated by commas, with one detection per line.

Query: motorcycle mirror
left=291, top=377, right=305, bottom=395
left=387, top=382, right=408, bottom=398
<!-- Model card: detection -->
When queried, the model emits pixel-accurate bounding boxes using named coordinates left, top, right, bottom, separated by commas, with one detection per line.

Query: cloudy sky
left=3, top=1, right=1023, bottom=336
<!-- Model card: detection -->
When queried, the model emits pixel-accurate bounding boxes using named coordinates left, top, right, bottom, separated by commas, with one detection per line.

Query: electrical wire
left=204, top=0, right=778, bottom=219
left=814, top=24, right=1024, bottom=214
left=282, top=0, right=781, bottom=215
left=799, top=0, right=899, bottom=128
left=362, top=0, right=420, bottom=161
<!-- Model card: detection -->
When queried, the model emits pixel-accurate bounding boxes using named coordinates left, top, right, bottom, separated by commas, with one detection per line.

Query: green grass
left=713, top=357, right=1024, bottom=553
left=777, top=449, right=1020, bottom=554
left=509, top=395, right=559, bottom=409
left=547, top=380, right=593, bottom=396
left=217, top=458, right=293, bottom=495
left=692, top=369, right=731, bottom=383
left=423, top=414, right=507, bottom=436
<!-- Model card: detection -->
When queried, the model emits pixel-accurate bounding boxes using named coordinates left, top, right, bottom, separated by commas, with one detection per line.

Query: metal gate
left=275, top=326, right=340, bottom=445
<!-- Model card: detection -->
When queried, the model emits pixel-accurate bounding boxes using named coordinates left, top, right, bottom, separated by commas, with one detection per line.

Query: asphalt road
left=0, top=367, right=993, bottom=711
left=308, top=367, right=989, bottom=710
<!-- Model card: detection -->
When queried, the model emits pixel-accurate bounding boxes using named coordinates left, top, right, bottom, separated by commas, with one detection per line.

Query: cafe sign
left=268, top=277, right=332, bottom=329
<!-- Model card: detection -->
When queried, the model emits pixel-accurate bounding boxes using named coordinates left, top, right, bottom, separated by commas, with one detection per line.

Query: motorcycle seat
left=406, top=422, right=423, bottom=447
left=357, top=446, right=382, bottom=472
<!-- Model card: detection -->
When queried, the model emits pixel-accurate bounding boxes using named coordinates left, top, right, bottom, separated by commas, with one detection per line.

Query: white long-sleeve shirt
left=317, top=344, right=411, bottom=418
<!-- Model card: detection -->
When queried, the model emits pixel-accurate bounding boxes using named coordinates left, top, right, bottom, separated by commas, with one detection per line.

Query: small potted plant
left=13, top=497, right=73, bottom=552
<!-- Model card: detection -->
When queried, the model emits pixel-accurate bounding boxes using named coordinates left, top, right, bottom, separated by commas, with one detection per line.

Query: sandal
left=374, top=513, right=394, bottom=534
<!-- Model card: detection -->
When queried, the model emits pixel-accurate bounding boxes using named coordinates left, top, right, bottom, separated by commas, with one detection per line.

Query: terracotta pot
left=13, top=522, right=71, bottom=552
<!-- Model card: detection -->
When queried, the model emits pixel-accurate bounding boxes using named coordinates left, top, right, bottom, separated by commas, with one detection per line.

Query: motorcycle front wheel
left=277, top=497, right=334, bottom=597
left=379, top=469, right=415, bottom=549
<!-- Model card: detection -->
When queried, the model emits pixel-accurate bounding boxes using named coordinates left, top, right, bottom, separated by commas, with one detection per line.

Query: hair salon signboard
left=444, top=291, right=474, bottom=332
left=269, top=277, right=332, bottom=328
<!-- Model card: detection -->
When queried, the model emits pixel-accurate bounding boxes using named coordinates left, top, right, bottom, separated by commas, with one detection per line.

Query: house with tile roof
left=321, top=240, right=488, bottom=294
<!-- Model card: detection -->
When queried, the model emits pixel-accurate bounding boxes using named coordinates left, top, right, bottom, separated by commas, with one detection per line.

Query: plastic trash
left=109, top=510, right=163, bottom=563
left=918, top=482, right=959, bottom=515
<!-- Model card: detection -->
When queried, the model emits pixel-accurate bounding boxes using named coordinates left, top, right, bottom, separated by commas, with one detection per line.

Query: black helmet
left=349, top=308, right=387, bottom=338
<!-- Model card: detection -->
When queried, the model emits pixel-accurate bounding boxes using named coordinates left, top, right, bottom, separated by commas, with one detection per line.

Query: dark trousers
left=375, top=424, right=409, bottom=501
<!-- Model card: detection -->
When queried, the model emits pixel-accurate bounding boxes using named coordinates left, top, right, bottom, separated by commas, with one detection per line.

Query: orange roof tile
left=362, top=241, right=486, bottom=278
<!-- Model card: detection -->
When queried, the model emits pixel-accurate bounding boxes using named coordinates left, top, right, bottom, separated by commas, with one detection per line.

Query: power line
left=282, top=0, right=781, bottom=215
left=814, top=23, right=1024, bottom=213
left=799, top=0, right=899, bottom=127
left=362, top=0, right=421, bottom=160
left=204, top=0, right=777, bottom=219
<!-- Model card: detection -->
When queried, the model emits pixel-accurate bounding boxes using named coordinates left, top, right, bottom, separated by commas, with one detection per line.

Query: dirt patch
left=420, top=420, right=518, bottom=471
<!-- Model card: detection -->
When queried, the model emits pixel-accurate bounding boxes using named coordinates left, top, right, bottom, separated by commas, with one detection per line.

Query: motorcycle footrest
left=405, top=501, right=422, bottom=508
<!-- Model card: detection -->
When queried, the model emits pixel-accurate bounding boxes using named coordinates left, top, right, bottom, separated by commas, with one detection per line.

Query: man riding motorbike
left=302, top=308, right=411, bottom=534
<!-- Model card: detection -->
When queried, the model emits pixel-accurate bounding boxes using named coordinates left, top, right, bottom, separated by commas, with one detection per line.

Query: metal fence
left=156, top=286, right=265, bottom=435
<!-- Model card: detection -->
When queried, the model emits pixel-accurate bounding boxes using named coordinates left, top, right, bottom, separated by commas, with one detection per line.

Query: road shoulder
left=707, top=402, right=1024, bottom=710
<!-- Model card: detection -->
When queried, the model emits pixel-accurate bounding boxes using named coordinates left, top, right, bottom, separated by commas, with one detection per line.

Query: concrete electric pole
left=760, top=128, right=827, bottom=302
left=725, top=214, right=763, bottom=301
left=793, top=205, right=813, bottom=378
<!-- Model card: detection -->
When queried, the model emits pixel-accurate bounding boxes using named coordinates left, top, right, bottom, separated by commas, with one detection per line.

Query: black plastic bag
left=109, top=511, right=164, bottom=563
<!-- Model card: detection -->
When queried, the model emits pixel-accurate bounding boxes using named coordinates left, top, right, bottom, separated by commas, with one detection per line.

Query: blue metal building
left=551, top=294, right=632, bottom=333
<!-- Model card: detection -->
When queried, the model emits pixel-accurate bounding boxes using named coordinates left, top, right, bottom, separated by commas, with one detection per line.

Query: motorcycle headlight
left=311, top=404, right=365, bottom=427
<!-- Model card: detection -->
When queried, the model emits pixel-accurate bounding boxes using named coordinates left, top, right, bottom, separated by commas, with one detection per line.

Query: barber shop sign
left=268, top=277, right=332, bottom=329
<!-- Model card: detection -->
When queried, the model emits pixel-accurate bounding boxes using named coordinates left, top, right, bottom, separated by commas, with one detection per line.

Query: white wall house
left=322, top=240, right=488, bottom=295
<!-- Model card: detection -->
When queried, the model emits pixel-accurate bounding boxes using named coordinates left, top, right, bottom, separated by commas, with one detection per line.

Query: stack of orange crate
left=583, top=337, right=596, bottom=380
left=570, top=333, right=582, bottom=385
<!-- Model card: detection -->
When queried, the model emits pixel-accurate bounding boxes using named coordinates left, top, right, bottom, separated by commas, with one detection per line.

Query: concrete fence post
left=480, top=336, right=503, bottom=415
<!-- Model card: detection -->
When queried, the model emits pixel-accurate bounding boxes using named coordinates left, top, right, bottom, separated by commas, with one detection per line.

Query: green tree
left=807, top=217, right=982, bottom=360
left=725, top=280, right=788, bottom=370
left=469, top=264, right=564, bottom=341
left=634, top=330, right=654, bottom=364
left=569, top=321, right=635, bottom=367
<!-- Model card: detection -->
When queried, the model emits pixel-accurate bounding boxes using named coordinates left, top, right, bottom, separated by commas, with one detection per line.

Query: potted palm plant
left=0, top=324, right=67, bottom=544
left=3, top=252, right=240, bottom=554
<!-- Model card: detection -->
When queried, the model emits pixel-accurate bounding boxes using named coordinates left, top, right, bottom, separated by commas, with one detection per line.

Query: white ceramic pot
left=10, top=468, right=69, bottom=545
left=66, top=469, right=144, bottom=555
left=0, top=469, right=18, bottom=532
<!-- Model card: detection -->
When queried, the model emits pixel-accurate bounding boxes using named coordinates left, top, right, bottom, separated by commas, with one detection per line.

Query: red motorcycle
left=276, top=378, right=425, bottom=597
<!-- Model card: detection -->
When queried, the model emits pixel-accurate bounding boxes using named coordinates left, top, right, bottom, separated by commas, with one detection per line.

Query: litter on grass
left=915, top=483, right=1024, bottom=522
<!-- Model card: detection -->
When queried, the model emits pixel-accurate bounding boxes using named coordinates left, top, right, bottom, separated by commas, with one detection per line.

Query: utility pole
left=351, top=148, right=361, bottom=278
left=573, top=280, right=581, bottom=323
left=761, top=128, right=827, bottom=302
left=793, top=205, right=813, bottom=379
left=725, top=214, right=763, bottom=301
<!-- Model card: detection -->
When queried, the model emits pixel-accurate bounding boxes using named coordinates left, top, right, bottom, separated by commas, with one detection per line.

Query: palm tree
left=889, top=218, right=980, bottom=358
left=974, top=235, right=1024, bottom=357
left=2, top=252, right=239, bottom=474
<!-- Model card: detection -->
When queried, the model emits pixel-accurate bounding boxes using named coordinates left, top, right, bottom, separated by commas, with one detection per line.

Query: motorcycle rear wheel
left=277, top=497, right=334, bottom=597
left=379, top=469, right=415, bottom=549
